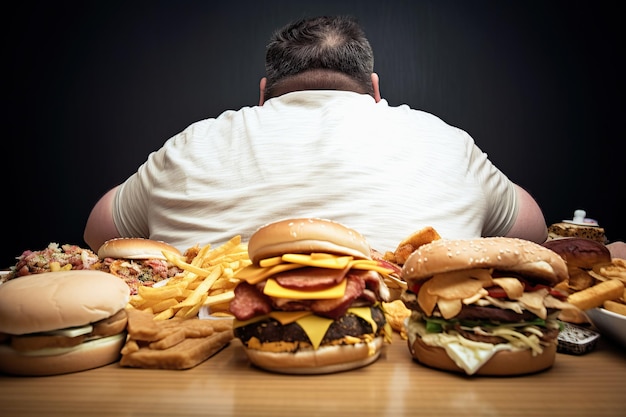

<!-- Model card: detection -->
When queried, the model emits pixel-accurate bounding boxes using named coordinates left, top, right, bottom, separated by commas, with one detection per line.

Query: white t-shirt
left=113, top=90, right=517, bottom=253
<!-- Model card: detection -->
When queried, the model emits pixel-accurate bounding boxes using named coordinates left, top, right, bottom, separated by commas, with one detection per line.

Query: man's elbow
left=505, top=185, right=548, bottom=243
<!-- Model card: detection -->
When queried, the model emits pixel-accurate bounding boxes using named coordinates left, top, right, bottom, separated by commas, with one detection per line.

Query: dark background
left=3, top=0, right=624, bottom=268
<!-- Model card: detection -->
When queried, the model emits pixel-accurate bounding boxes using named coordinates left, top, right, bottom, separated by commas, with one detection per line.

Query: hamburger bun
left=408, top=336, right=557, bottom=376
left=97, top=238, right=180, bottom=260
left=247, top=218, right=371, bottom=264
left=542, top=237, right=611, bottom=269
left=402, top=237, right=568, bottom=286
left=244, top=336, right=384, bottom=374
left=0, top=270, right=130, bottom=376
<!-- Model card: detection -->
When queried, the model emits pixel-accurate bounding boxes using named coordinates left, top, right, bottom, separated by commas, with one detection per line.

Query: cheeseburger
left=0, top=270, right=130, bottom=376
left=97, top=238, right=183, bottom=295
left=229, top=218, right=394, bottom=374
left=401, top=237, right=571, bottom=376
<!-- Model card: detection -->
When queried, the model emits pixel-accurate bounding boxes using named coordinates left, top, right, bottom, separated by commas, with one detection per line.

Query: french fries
left=557, top=257, right=626, bottom=321
left=128, top=236, right=251, bottom=320
left=567, top=279, right=625, bottom=311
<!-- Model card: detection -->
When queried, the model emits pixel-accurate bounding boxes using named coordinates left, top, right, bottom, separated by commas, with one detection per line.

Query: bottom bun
left=409, top=337, right=557, bottom=376
left=0, top=333, right=126, bottom=376
left=244, top=336, right=384, bottom=374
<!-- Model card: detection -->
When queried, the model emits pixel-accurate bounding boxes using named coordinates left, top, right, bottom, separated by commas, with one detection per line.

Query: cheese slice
left=281, top=254, right=354, bottom=269
left=263, top=278, right=347, bottom=299
left=310, top=253, right=339, bottom=259
left=234, top=263, right=305, bottom=285
left=42, top=324, right=93, bottom=338
left=349, top=259, right=395, bottom=275
left=347, top=306, right=378, bottom=334
left=233, top=311, right=314, bottom=329
left=259, top=256, right=284, bottom=267
left=295, top=314, right=334, bottom=349
left=269, top=311, right=312, bottom=325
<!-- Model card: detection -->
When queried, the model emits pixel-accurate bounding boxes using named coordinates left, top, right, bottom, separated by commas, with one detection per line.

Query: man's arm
left=83, top=186, right=121, bottom=251
left=504, top=184, right=548, bottom=243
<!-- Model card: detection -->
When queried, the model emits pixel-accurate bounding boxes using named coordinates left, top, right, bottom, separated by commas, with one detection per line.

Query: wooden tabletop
left=1, top=334, right=625, bottom=417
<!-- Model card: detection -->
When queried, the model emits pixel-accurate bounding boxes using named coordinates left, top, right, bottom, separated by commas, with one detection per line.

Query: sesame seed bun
left=402, top=237, right=568, bottom=286
left=247, top=218, right=371, bottom=265
left=97, top=238, right=180, bottom=260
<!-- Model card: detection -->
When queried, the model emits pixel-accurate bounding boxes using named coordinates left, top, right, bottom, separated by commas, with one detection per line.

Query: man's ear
left=371, top=73, right=381, bottom=102
left=259, top=77, right=267, bottom=105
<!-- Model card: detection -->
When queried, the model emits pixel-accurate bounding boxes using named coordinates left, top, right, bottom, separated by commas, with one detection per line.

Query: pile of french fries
left=128, top=236, right=251, bottom=320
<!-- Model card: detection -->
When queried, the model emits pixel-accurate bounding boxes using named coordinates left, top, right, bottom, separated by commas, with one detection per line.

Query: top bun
left=248, top=218, right=371, bottom=265
left=542, top=237, right=611, bottom=269
left=97, top=238, right=180, bottom=260
left=402, top=237, right=568, bottom=286
left=0, top=270, right=130, bottom=335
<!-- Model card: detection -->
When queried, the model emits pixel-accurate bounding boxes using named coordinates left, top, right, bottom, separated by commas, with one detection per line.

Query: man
left=84, top=15, right=547, bottom=254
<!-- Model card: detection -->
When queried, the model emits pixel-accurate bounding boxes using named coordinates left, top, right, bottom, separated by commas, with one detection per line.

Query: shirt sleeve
left=465, top=136, right=519, bottom=237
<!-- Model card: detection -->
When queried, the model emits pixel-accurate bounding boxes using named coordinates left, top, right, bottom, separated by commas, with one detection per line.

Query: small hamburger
left=401, top=237, right=571, bottom=376
left=97, top=238, right=183, bottom=295
left=229, top=218, right=394, bottom=374
left=0, top=270, right=130, bottom=376
left=543, top=237, right=612, bottom=293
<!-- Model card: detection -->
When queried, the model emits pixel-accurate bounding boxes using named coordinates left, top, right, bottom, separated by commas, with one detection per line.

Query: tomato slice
left=409, top=282, right=422, bottom=294
left=486, top=287, right=508, bottom=298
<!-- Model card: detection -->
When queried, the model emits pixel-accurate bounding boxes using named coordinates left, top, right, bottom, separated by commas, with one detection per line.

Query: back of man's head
left=263, top=15, right=375, bottom=99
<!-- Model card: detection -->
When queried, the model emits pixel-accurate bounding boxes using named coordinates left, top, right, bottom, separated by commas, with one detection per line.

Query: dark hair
left=264, top=15, right=375, bottom=99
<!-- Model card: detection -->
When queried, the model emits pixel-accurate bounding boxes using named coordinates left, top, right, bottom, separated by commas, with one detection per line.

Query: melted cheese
left=296, top=314, right=334, bottom=349
left=235, top=263, right=305, bottom=285
left=281, top=254, right=354, bottom=269
left=269, top=311, right=312, bottom=325
left=348, top=306, right=378, bottom=334
left=350, top=259, right=396, bottom=275
left=263, top=277, right=347, bottom=299
left=258, top=256, right=284, bottom=267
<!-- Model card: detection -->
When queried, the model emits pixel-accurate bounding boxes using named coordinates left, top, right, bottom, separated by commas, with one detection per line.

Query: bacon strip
left=274, top=266, right=348, bottom=290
